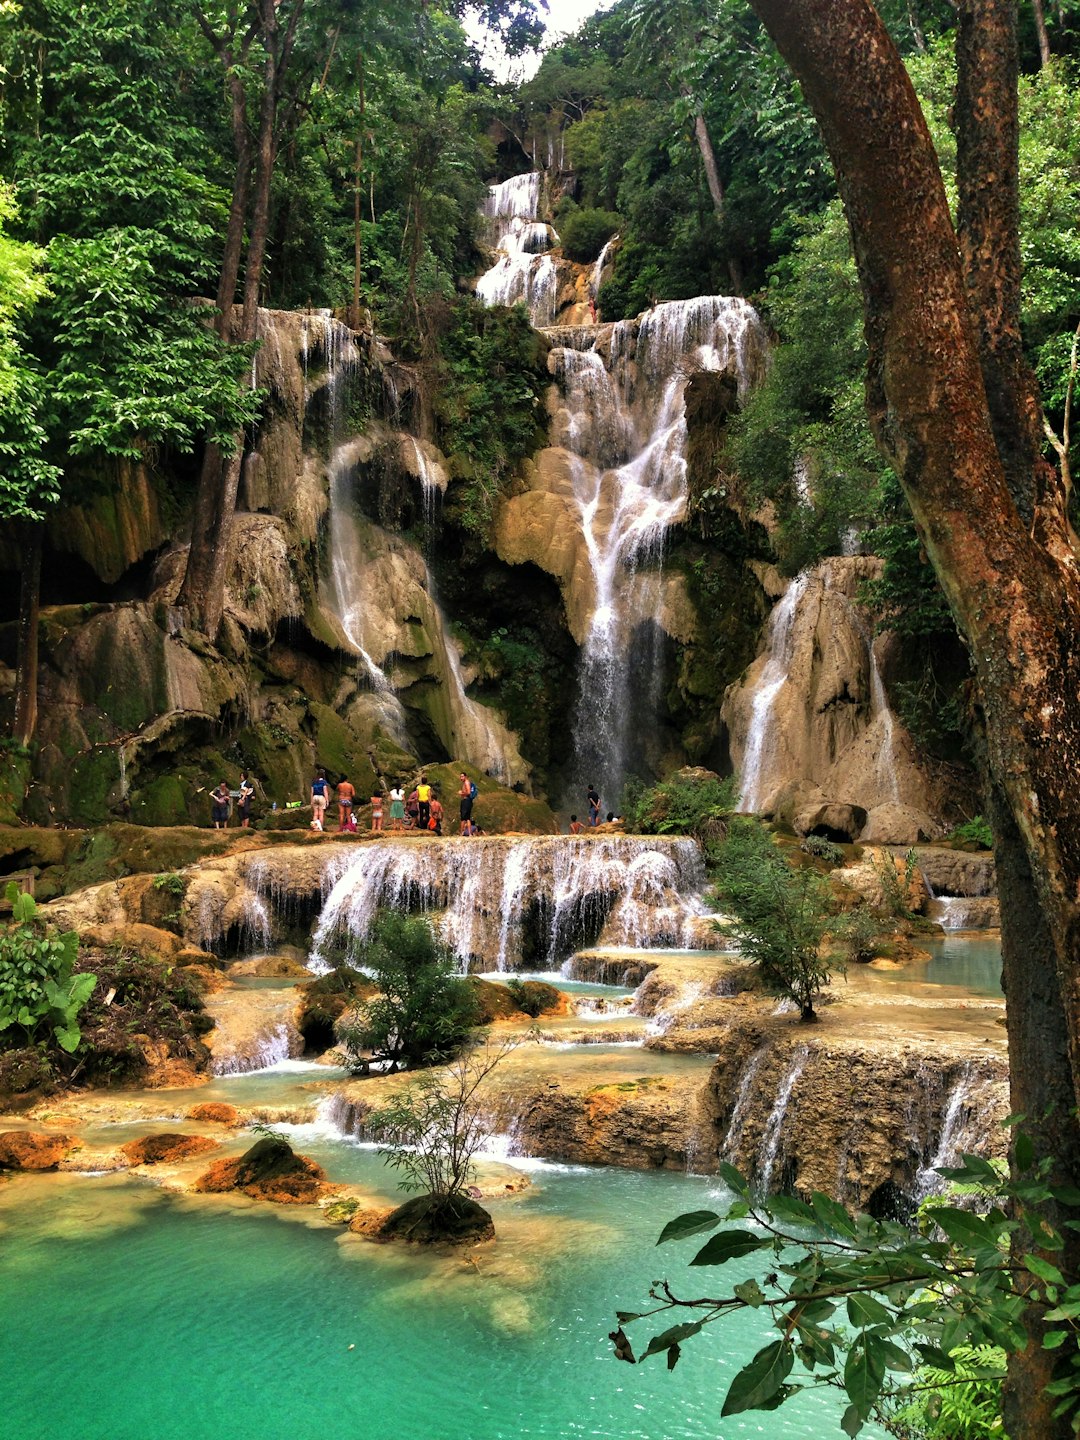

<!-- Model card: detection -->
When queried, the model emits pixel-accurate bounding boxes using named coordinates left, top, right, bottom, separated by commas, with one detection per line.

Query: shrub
left=336, top=912, right=481, bottom=1071
left=624, top=771, right=737, bottom=856
left=944, top=816, right=994, bottom=851
left=505, top=977, right=560, bottom=1017
left=839, top=905, right=884, bottom=965
left=711, top=819, right=842, bottom=1020
left=0, top=883, right=94, bottom=1054
left=559, top=207, right=621, bottom=263
left=800, top=834, right=845, bottom=866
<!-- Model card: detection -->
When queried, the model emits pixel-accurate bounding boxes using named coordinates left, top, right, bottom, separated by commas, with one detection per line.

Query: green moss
left=0, top=752, right=30, bottom=826
left=308, top=702, right=377, bottom=795
left=135, top=774, right=191, bottom=827
left=65, top=746, right=122, bottom=826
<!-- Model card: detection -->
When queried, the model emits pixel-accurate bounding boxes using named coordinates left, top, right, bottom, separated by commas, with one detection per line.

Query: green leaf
left=811, top=1191, right=858, bottom=1237
left=721, top=1339, right=794, bottom=1416
left=690, top=1229, right=769, bottom=1267
left=844, top=1335, right=886, bottom=1418
left=846, top=1293, right=891, bottom=1328
left=1025, top=1255, right=1066, bottom=1286
left=734, top=1279, right=765, bottom=1307
left=656, top=1210, right=720, bottom=1245
left=1015, top=1131, right=1035, bottom=1171
left=53, top=1023, right=81, bottom=1053
left=1042, top=1329, right=1070, bottom=1350
left=841, top=1403, right=864, bottom=1438
left=716, top=1161, right=750, bottom=1197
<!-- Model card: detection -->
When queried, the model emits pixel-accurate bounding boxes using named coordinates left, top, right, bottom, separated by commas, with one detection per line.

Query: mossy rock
left=308, top=702, right=377, bottom=796
left=377, top=1191, right=494, bottom=1245
left=133, top=774, right=191, bottom=827
left=0, top=752, right=30, bottom=826
left=466, top=977, right=519, bottom=1023
left=65, top=746, right=123, bottom=827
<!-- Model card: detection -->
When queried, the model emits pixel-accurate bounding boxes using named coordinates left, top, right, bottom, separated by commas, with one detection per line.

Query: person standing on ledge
left=237, top=772, right=254, bottom=828
left=459, top=772, right=475, bottom=836
left=211, top=781, right=230, bottom=830
left=416, top=774, right=432, bottom=830
left=311, top=770, right=330, bottom=832
left=586, top=784, right=601, bottom=827
left=336, top=775, right=356, bottom=831
left=388, top=784, right=405, bottom=832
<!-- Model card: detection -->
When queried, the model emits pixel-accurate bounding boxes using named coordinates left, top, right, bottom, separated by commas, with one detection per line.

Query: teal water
left=479, top=971, right=636, bottom=1000
left=872, top=935, right=1003, bottom=998
left=1, top=1156, right=883, bottom=1440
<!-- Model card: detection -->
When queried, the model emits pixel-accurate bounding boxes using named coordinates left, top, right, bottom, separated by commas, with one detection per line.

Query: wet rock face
left=701, top=1030, right=1008, bottom=1209
left=193, top=1136, right=326, bottom=1204
left=0, top=1130, right=78, bottom=1171
left=722, top=557, right=958, bottom=824
left=909, top=847, right=996, bottom=897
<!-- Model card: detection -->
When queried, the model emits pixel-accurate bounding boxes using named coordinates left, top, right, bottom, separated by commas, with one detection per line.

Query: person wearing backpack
left=459, top=772, right=477, bottom=836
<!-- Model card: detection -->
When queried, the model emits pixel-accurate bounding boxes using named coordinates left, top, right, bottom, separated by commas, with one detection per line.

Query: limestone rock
left=723, top=558, right=948, bottom=819
left=186, top=1103, right=241, bottom=1126
left=793, top=802, right=868, bottom=843
left=193, top=1136, right=327, bottom=1204
left=0, top=1130, right=78, bottom=1171
left=908, top=847, right=996, bottom=897
left=373, top=1192, right=495, bottom=1246
left=861, top=803, right=942, bottom=845
left=927, top=897, right=1001, bottom=930
left=121, top=1133, right=219, bottom=1166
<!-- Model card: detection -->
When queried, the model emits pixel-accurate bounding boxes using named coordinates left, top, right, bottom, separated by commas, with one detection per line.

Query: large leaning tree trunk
left=743, top=1, right=1080, bottom=1434
left=176, top=0, right=305, bottom=639
left=12, top=520, right=42, bottom=747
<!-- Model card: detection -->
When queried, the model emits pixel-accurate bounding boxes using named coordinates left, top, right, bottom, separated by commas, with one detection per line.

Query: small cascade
left=552, top=296, right=767, bottom=803
left=757, top=1046, right=809, bottom=1194
left=927, top=896, right=1001, bottom=930
left=720, top=1048, right=768, bottom=1167
left=210, top=1023, right=293, bottom=1077
left=737, top=574, right=809, bottom=812
left=915, top=1066, right=984, bottom=1198
left=405, top=435, right=442, bottom=528
left=476, top=172, right=561, bottom=326
left=300, top=835, right=707, bottom=972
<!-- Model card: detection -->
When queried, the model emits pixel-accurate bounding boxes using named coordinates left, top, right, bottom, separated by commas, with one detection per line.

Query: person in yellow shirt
left=416, top=775, right=432, bottom=829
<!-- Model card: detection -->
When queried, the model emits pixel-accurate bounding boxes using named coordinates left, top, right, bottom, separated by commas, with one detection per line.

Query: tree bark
left=349, top=50, right=365, bottom=330
left=741, top=2, right=1080, bottom=1431
left=1031, top=0, right=1052, bottom=66
left=690, top=109, right=743, bottom=294
left=13, top=521, right=42, bottom=747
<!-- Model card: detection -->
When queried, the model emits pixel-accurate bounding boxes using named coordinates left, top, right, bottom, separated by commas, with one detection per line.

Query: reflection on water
left=0, top=1162, right=885, bottom=1440
left=871, top=935, right=1002, bottom=999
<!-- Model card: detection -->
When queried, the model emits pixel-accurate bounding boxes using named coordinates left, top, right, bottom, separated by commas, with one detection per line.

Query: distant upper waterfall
left=553, top=297, right=768, bottom=807
left=476, top=172, right=560, bottom=325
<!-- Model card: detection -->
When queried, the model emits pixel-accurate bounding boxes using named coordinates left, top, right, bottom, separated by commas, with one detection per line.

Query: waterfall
left=737, top=574, right=809, bottom=812
left=476, top=172, right=562, bottom=326
left=591, top=234, right=618, bottom=300
left=302, top=835, right=707, bottom=972
left=757, top=1046, right=808, bottom=1194
left=720, top=1048, right=768, bottom=1166
left=915, top=1066, right=982, bottom=1198
left=927, top=896, right=1000, bottom=930
left=555, top=297, right=767, bottom=806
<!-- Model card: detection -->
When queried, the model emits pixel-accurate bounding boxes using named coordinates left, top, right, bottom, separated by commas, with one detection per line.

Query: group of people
left=209, top=773, right=255, bottom=829
left=568, top=785, right=619, bottom=833
left=310, top=769, right=480, bottom=836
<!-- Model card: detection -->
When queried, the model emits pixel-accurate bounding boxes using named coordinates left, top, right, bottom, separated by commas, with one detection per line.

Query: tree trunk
left=742, top=2, right=1080, bottom=1432
left=690, top=110, right=743, bottom=294
left=177, top=0, right=305, bottom=639
left=1031, top=0, right=1052, bottom=66
left=13, top=521, right=42, bottom=747
left=349, top=50, right=365, bottom=330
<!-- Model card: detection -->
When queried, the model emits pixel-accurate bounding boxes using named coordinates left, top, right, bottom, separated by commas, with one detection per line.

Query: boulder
left=927, top=896, right=1001, bottom=930
left=121, top=1133, right=219, bottom=1166
left=186, top=1103, right=241, bottom=1126
left=193, top=1136, right=326, bottom=1204
left=373, top=1191, right=495, bottom=1245
left=861, top=803, right=942, bottom=845
left=0, top=1130, right=78, bottom=1171
left=793, top=802, right=868, bottom=843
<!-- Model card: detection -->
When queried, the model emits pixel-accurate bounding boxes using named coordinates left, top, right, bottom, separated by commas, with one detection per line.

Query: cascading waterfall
left=299, top=835, right=707, bottom=972
left=914, top=1065, right=983, bottom=1198
left=757, top=1046, right=809, bottom=1194
left=476, top=172, right=560, bottom=326
left=313, top=313, right=412, bottom=743
left=551, top=297, right=767, bottom=806
left=737, top=574, right=809, bottom=812
left=590, top=234, right=618, bottom=301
